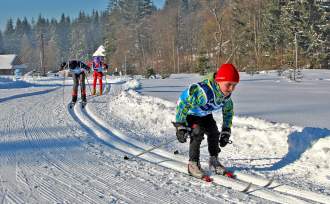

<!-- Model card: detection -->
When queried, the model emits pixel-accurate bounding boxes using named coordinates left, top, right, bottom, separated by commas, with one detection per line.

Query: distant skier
left=88, top=56, right=108, bottom=95
left=173, top=63, right=240, bottom=179
left=88, top=45, right=108, bottom=96
left=60, top=60, right=90, bottom=106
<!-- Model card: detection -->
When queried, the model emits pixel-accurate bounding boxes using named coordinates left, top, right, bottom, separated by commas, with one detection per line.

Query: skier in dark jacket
left=174, top=63, right=240, bottom=179
left=60, top=60, right=90, bottom=105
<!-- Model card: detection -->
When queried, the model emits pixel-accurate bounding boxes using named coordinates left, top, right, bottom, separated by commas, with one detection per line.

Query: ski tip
left=241, top=182, right=252, bottom=193
left=202, top=175, right=213, bottom=182
left=124, top=155, right=129, bottom=160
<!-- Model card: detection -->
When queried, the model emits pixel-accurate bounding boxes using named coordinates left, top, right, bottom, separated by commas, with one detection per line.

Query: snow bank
left=108, top=89, right=330, bottom=187
left=109, top=90, right=174, bottom=140
left=0, top=76, right=40, bottom=88
left=122, top=79, right=141, bottom=90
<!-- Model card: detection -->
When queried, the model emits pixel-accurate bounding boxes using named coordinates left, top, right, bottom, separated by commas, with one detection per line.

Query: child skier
left=173, top=63, right=240, bottom=179
left=88, top=56, right=108, bottom=95
left=60, top=60, right=90, bottom=106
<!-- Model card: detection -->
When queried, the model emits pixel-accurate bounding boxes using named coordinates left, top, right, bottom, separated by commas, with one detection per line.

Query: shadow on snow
left=235, top=127, right=330, bottom=172
left=0, top=87, right=60, bottom=103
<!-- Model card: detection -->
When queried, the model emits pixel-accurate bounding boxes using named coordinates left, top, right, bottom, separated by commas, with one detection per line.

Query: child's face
left=218, top=81, right=238, bottom=97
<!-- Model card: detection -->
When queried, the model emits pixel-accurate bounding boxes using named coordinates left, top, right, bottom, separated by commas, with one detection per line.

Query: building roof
left=0, top=54, right=27, bottom=70
left=93, top=45, right=106, bottom=57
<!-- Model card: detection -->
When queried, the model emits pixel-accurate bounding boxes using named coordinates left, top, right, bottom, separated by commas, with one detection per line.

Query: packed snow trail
left=80, top=98, right=330, bottom=204
left=87, top=79, right=330, bottom=203
left=0, top=81, right=271, bottom=203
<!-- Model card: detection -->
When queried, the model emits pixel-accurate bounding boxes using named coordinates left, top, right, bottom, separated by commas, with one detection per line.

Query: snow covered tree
left=55, top=14, right=72, bottom=61
left=262, top=0, right=289, bottom=68
left=45, top=37, right=61, bottom=71
left=280, top=0, right=329, bottom=68
left=228, top=0, right=255, bottom=69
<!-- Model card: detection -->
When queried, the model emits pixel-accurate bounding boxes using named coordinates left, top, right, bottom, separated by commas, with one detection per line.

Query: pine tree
left=138, top=0, right=155, bottom=19
left=107, top=0, right=120, bottom=12
left=299, top=0, right=329, bottom=68
left=280, top=0, right=329, bottom=68
left=22, top=17, right=32, bottom=37
left=20, top=34, right=33, bottom=70
left=45, top=37, right=60, bottom=71
left=262, top=0, right=289, bottom=67
left=229, top=0, right=251, bottom=68
left=0, top=31, right=4, bottom=54
left=3, top=18, right=16, bottom=53
left=55, top=14, right=71, bottom=61
left=196, top=54, right=210, bottom=75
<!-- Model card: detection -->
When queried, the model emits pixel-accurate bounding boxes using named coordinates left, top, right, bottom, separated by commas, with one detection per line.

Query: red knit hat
left=215, top=64, right=240, bottom=83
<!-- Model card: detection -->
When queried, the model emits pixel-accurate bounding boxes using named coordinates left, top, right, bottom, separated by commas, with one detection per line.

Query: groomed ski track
left=70, top=99, right=330, bottom=204
left=1, top=86, right=244, bottom=203
left=1, top=80, right=329, bottom=203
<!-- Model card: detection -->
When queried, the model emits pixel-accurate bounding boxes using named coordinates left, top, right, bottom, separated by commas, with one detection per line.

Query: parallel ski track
left=0, top=93, right=46, bottom=204
left=68, top=104, right=233, bottom=204
left=0, top=88, right=116, bottom=203
left=86, top=92, right=330, bottom=204
left=1, top=87, right=227, bottom=204
left=17, top=91, right=99, bottom=203
left=71, top=102, right=317, bottom=204
left=16, top=89, right=134, bottom=203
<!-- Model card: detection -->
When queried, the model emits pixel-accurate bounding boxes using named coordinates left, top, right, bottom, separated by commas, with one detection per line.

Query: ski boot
left=188, top=161, right=212, bottom=182
left=70, top=96, right=77, bottom=109
left=209, top=156, right=235, bottom=178
left=81, top=95, right=87, bottom=108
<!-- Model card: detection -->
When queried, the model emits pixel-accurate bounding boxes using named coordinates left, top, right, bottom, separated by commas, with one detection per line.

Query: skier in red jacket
left=88, top=56, right=108, bottom=95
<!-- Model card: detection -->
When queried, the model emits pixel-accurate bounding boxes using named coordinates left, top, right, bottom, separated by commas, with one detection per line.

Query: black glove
left=173, top=122, right=190, bottom=143
left=219, top=127, right=231, bottom=147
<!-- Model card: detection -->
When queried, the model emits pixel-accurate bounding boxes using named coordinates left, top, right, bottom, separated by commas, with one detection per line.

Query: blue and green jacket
left=175, top=76, right=234, bottom=128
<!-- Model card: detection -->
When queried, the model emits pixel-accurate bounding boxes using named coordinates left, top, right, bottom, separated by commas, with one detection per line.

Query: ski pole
left=174, top=143, right=207, bottom=155
left=80, top=62, right=92, bottom=96
left=62, top=62, right=69, bottom=106
left=62, top=69, right=66, bottom=106
left=85, top=72, right=92, bottom=96
left=124, top=137, right=177, bottom=160
left=103, top=73, right=109, bottom=94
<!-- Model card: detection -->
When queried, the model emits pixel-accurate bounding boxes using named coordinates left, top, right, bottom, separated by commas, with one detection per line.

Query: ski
left=238, top=176, right=274, bottom=194
left=263, top=175, right=275, bottom=188
left=241, top=182, right=252, bottom=193
left=69, top=102, right=76, bottom=109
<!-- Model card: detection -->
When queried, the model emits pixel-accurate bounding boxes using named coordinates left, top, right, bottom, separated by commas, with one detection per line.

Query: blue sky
left=0, top=0, right=165, bottom=31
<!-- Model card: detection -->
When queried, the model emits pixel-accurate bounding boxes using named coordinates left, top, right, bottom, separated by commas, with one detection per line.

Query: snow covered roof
left=0, top=54, right=27, bottom=70
left=92, top=45, right=106, bottom=57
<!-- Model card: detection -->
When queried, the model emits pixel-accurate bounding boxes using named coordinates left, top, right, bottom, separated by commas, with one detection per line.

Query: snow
left=138, top=70, right=330, bottom=130
left=98, top=85, right=330, bottom=190
left=0, top=54, right=16, bottom=69
left=92, top=45, right=106, bottom=57
left=0, top=69, right=330, bottom=203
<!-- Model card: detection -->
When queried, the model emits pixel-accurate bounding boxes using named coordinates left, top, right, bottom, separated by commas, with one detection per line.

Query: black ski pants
left=72, top=72, right=86, bottom=102
left=186, top=114, right=221, bottom=162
